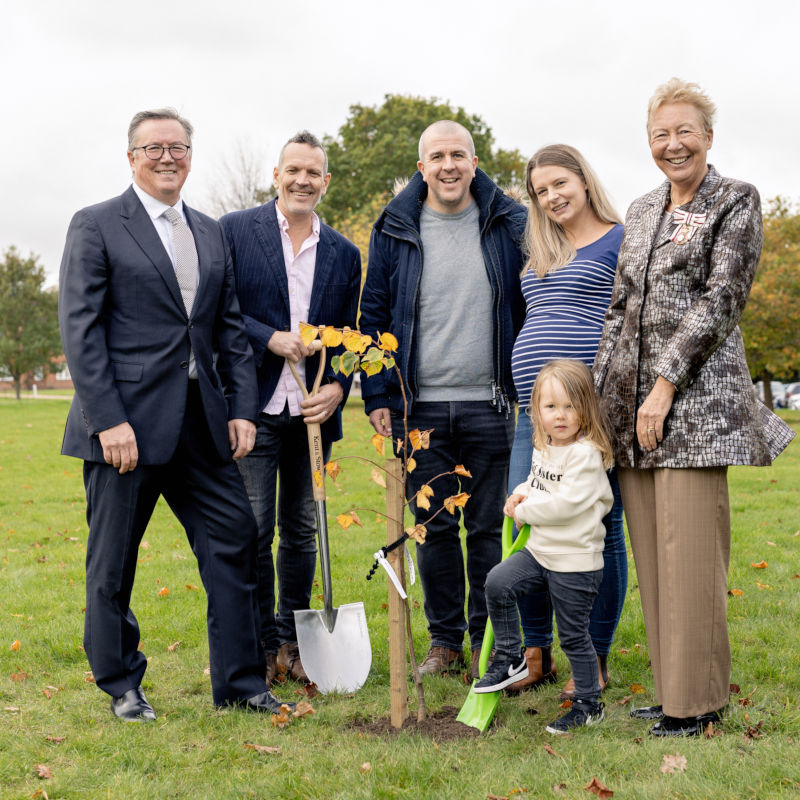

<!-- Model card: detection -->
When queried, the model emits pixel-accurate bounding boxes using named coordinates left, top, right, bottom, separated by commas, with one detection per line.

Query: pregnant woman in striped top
left=505, top=144, right=627, bottom=699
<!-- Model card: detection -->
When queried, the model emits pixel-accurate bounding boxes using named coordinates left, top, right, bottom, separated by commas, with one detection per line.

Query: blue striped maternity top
left=511, top=224, right=623, bottom=410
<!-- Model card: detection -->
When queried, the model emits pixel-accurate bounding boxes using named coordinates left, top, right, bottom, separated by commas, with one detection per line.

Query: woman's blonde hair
left=523, top=144, right=621, bottom=279
left=528, top=359, right=614, bottom=469
left=646, top=77, right=717, bottom=135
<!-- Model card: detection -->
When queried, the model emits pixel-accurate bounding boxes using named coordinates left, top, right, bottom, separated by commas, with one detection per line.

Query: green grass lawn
left=1, top=397, right=799, bottom=799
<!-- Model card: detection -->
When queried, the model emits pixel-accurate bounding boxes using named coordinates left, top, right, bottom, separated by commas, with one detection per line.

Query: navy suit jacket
left=59, top=186, right=259, bottom=465
left=220, top=200, right=361, bottom=442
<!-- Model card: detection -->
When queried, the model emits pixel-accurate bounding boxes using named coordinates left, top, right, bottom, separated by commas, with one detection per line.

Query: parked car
left=789, top=394, right=800, bottom=411
left=754, top=381, right=787, bottom=408
left=784, top=382, right=800, bottom=403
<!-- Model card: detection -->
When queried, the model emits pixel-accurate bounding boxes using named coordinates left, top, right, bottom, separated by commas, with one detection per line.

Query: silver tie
left=163, top=207, right=198, bottom=315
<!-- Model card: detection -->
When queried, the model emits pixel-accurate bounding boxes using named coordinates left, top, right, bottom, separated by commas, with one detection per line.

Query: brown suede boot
left=265, top=652, right=279, bottom=686
left=559, top=654, right=609, bottom=700
left=504, top=646, right=558, bottom=694
left=277, top=642, right=309, bottom=683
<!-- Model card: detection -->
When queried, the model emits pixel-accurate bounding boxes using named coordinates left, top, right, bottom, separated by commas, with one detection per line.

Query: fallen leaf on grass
left=704, top=721, right=721, bottom=738
left=584, top=776, right=613, bottom=797
left=84, top=672, right=96, bottom=683
left=359, top=762, right=372, bottom=774
left=618, top=647, right=630, bottom=654
left=140, top=541, right=149, bottom=550
left=630, top=683, right=646, bottom=694
left=271, top=705, right=293, bottom=728
left=728, top=589, right=743, bottom=596
left=11, top=669, right=29, bottom=682
left=42, top=689, right=53, bottom=699
left=744, top=721, right=764, bottom=740
left=36, top=764, right=52, bottom=779
left=487, top=795, right=508, bottom=800
left=11, top=640, right=21, bottom=652
left=292, top=701, right=315, bottom=718
left=31, top=790, right=49, bottom=799
left=3, top=707, right=20, bottom=713
left=750, top=560, right=768, bottom=569
left=766, top=541, right=776, bottom=547
left=157, top=586, right=170, bottom=597
left=167, top=641, right=181, bottom=652
left=660, top=752, right=687, bottom=774
left=560, top=699, right=572, bottom=709
left=553, top=784, right=567, bottom=794
left=44, top=735, right=65, bottom=743
left=756, top=582, right=772, bottom=590
left=730, top=683, right=741, bottom=694
left=244, top=742, right=280, bottom=755
left=299, top=682, right=318, bottom=698
left=614, top=696, right=632, bottom=706
left=543, top=743, right=561, bottom=757
left=185, top=584, right=199, bottom=591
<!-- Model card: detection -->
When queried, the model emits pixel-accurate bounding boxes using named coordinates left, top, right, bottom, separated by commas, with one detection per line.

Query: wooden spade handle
left=287, top=340, right=327, bottom=502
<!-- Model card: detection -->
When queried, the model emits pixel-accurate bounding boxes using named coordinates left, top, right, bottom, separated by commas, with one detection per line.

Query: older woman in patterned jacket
left=593, top=78, right=794, bottom=737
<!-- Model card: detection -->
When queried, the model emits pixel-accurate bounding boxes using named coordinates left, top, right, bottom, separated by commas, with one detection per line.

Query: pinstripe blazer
left=220, top=200, right=361, bottom=442
left=594, top=166, right=794, bottom=469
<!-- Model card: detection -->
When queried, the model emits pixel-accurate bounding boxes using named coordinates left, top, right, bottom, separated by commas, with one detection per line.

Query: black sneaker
left=473, top=651, right=528, bottom=693
left=546, top=699, right=604, bottom=734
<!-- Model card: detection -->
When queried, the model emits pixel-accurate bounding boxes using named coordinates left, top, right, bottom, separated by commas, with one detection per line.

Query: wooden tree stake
left=385, top=457, right=407, bottom=728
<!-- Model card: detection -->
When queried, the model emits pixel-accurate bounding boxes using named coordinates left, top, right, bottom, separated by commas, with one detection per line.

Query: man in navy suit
left=220, top=131, right=361, bottom=684
left=59, top=108, right=295, bottom=721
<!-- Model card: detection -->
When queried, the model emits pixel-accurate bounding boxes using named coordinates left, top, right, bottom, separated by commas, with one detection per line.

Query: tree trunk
left=761, top=370, right=774, bottom=411
left=13, top=377, right=21, bottom=400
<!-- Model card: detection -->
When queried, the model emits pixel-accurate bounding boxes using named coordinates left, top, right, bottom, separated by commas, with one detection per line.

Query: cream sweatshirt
left=512, top=440, right=613, bottom=573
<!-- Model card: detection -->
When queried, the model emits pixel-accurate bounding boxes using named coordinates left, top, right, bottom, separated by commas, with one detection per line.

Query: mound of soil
left=346, top=705, right=484, bottom=741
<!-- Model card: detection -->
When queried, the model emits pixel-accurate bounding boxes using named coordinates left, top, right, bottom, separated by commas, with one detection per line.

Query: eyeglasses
left=131, top=144, right=191, bottom=160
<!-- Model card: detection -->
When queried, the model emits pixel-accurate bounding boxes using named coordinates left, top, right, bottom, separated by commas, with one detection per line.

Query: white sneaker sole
left=546, top=708, right=604, bottom=734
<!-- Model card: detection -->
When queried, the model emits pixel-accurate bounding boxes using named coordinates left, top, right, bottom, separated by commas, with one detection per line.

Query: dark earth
left=346, top=705, right=483, bottom=741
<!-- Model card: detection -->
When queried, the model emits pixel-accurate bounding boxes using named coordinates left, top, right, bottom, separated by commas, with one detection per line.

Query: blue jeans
left=399, top=401, right=514, bottom=651
left=485, top=548, right=603, bottom=703
left=508, top=409, right=627, bottom=655
left=236, top=406, right=331, bottom=652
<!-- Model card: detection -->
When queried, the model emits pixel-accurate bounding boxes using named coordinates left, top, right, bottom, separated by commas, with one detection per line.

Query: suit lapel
left=120, top=187, right=185, bottom=314
left=254, top=201, right=290, bottom=313
left=647, top=181, right=673, bottom=251
left=309, top=225, right=334, bottom=321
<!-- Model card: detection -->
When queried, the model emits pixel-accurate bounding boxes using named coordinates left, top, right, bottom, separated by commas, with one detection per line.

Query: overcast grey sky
left=3, top=0, right=799, bottom=286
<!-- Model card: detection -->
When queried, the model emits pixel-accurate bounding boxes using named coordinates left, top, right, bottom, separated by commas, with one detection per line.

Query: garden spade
left=457, top=517, right=530, bottom=731
left=288, top=346, right=371, bottom=694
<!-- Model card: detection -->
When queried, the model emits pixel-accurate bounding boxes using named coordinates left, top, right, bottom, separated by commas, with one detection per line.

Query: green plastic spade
left=457, top=516, right=530, bottom=732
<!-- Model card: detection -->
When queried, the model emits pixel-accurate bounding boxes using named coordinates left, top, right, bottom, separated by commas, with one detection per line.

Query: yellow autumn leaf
left=728, top=588, right=743, bottom=596
left=157, top=586, right=170, bottom=597
left=406, top=524, right=427, bottom=544
left=325, top=461, right=341, bottom=481
left=342, top=329, right=369, bottom=353
left=185, top=583, right=199, bottom=591
left=756, top=581, right=772, bottom=590
left=409, top=428, right=431, bottom=450
left=10, top=640, right=21, bottom=652
left=377, top=331, right=399, bottom=352
left=454, top=464, right=472, bottom=478
left=406, top=457, right=417, bottom=473
left=350, top=511, right=362, bottom=527
left=320, top=326, right=343, bottom=347
left=337, top=513, right=355, bottom=530
left=415, top=493, right=431, bottom=511
left=630, top=683, right=646, bottom=693
left=443, top=492, right=470, bottom=513
left=751, top=560, right=768, bottom=569
left=371, top=433, right=386, bottom=456
left=370, top=468, right=387, bottom=488
left=362, top=360, right=383, bottom=377
left=299, top=322, right=318, bottom=347
left=419, top=484, right=434, bottom=498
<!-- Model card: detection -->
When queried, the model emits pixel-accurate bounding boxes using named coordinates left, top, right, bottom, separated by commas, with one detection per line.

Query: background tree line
left=1, top=95, right=798, bottom=403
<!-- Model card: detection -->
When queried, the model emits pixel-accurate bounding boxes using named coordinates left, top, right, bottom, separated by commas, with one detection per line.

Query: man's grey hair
left=418, top=120, right=475, bottom=161
left=128, top=108, right=194, bottom=151
left=278, top=130, right=328, bottom=173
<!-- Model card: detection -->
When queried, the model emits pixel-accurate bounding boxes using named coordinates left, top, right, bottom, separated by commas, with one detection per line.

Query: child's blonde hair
left=528, top=359, right=614, bottom=468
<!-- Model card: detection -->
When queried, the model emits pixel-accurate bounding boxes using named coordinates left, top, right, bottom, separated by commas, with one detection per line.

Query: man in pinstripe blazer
left=220, top=131, right=361, bottom=686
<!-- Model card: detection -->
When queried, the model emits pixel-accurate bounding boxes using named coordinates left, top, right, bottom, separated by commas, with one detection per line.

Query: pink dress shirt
left=263, top=204, right=320, bottom=415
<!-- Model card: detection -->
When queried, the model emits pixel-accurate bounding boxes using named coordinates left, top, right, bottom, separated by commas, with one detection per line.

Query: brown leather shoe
left=471, top=647, right=497, bottom=679
left=265, top=651, right=279, bottom=686
left=277, top=642, right=309, bottom=683
left=504, top=646, right=558, bottom=694
left=417, top=645, right=465, bottom=676
left=559, top=654, right=609, bottom=700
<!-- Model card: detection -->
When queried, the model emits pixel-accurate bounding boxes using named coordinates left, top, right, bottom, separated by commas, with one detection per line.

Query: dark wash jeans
left=236, top=405, right=331, bottom=652
left=508, top=409, right=627, bottom=655
left=397, top=400, right=514, bottom=652
left=485, top=548, right=603, bottom=703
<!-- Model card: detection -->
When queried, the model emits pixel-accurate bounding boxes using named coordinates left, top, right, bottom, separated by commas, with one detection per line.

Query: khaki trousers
left=618, top=467, right=730, bottom=717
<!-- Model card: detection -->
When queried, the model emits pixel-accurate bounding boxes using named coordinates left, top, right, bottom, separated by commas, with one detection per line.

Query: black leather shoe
left=111, top=686, right=156, bottom=722
left=242, top=690, right=296, bottom=714
left=650, top=708, right=723, bottom=737
left=630, top=704, right=664, bottom=720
